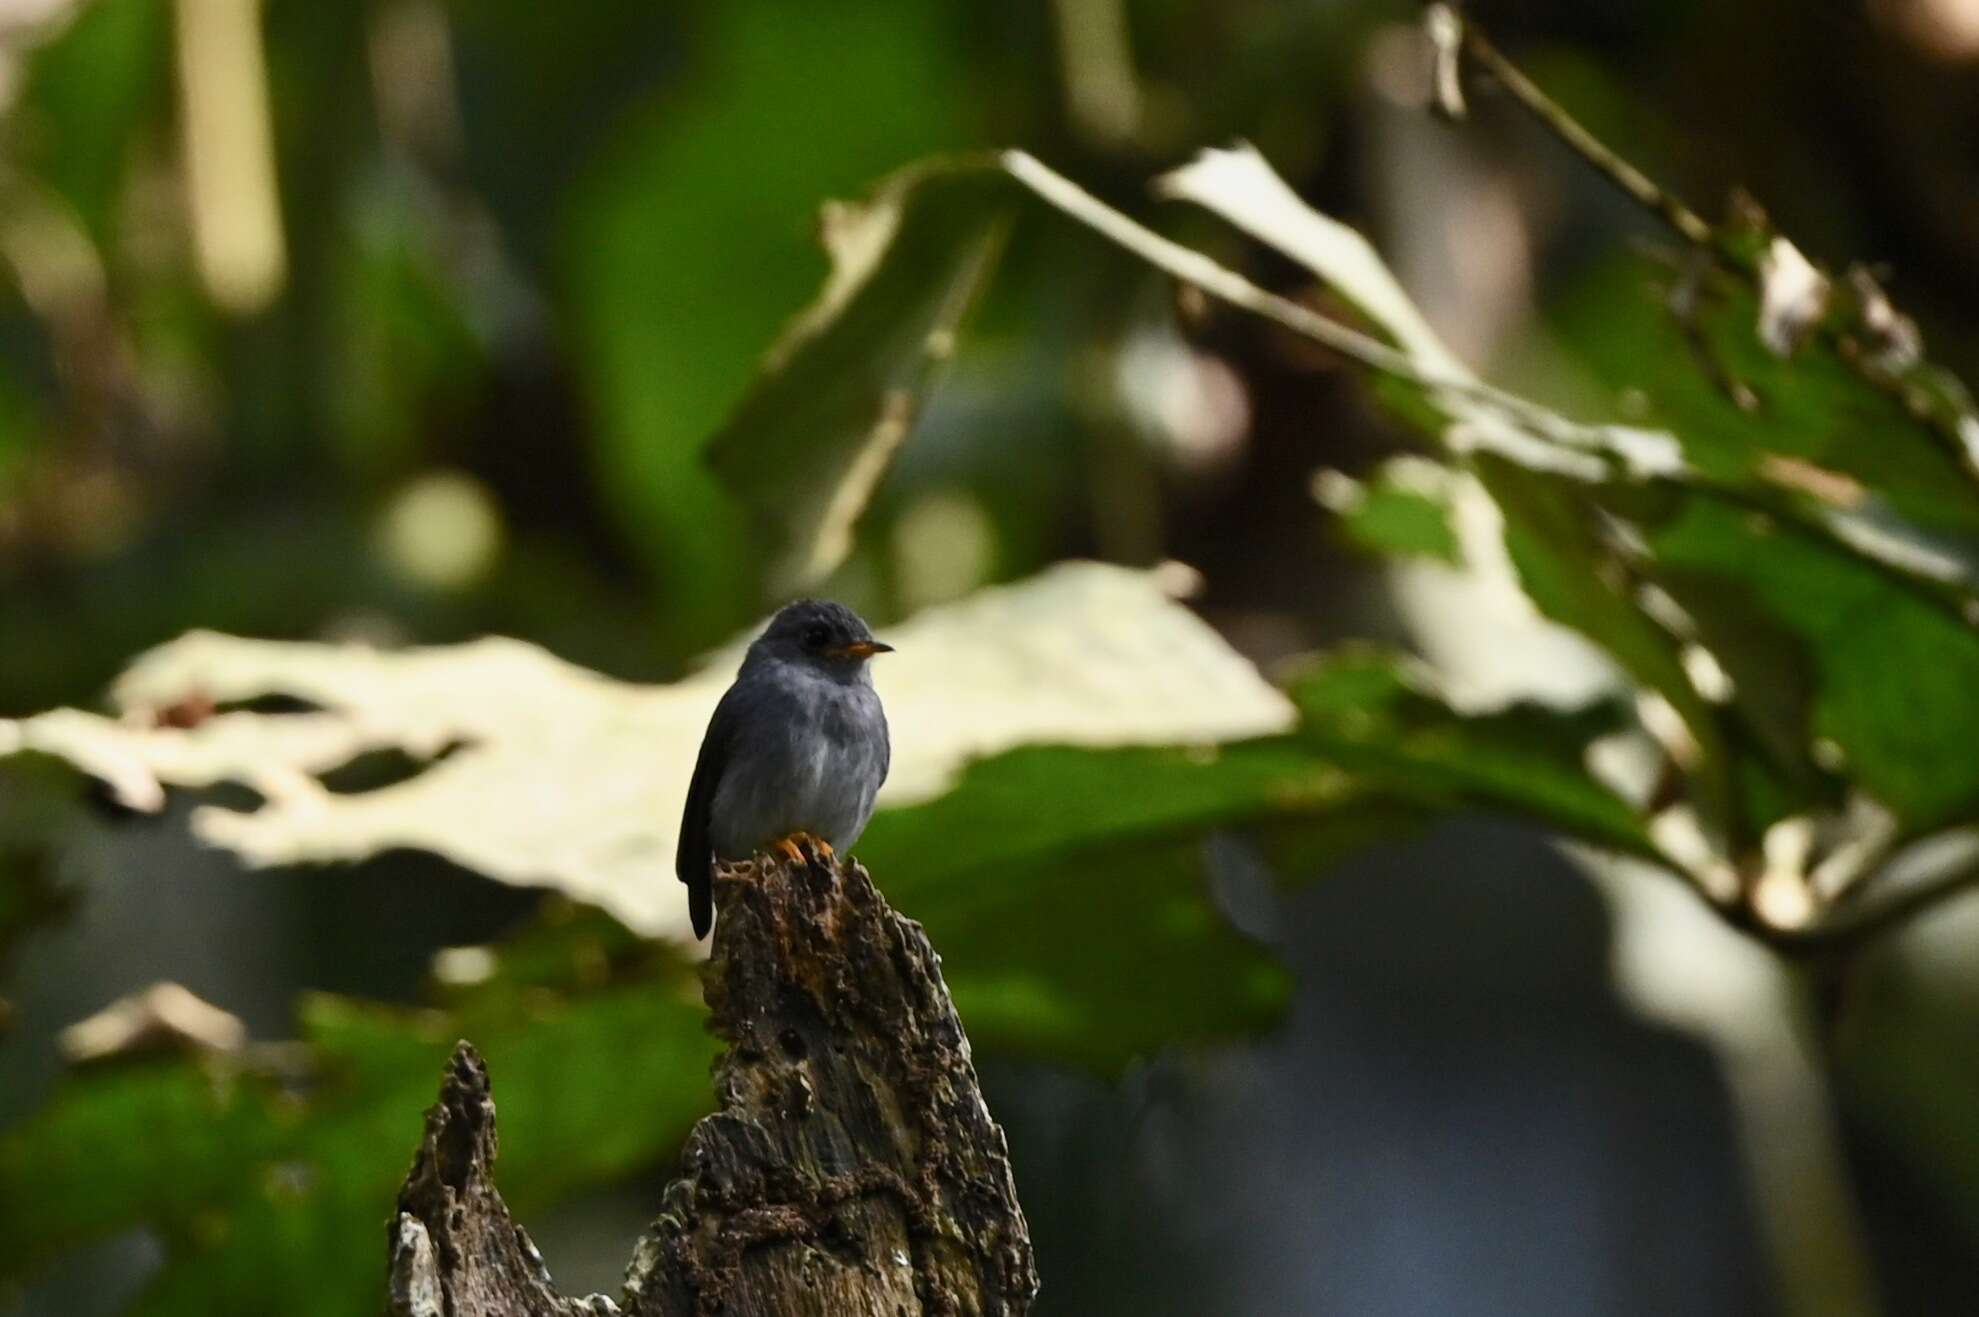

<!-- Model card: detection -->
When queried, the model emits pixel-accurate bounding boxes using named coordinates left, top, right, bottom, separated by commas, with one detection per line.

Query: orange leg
left=767, top=832, right=835, bottom=866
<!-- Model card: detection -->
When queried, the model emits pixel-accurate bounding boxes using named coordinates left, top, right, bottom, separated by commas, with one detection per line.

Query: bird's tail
left=690, top=870, right=712, bottom=940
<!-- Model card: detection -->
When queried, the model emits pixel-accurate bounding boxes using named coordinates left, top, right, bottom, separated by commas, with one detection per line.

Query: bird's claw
left=768, top=833, right=834, bottom=867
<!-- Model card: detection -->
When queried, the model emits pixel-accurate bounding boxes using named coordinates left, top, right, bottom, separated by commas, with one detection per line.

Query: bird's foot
left=767, top=833, right=834, bottom=867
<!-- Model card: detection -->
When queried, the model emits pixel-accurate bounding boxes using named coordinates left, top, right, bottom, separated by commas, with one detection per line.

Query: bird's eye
left=803, top=625, right=831, bottom=649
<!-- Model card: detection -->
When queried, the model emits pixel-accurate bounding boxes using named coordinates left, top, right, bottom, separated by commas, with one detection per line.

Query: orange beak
left=829, top=640, right=893, bottom=659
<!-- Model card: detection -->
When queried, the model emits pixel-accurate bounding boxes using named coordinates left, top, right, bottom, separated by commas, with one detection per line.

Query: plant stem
left=1432, top=5, right=1714, bottom=248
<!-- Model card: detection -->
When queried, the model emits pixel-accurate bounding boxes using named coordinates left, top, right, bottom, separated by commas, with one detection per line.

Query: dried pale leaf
left=0, top=710, right=168, bottom=811
left=1158, top=142, right=1467, bottom=379
left=1757, top=236, right=1830, bottom=358
left=1757, top=454, right=1864, bottom=508
left=1, top=562, right=1292, bottom=941
left=1156, top=142, right=1686, bottom=482
left=0, top=706, right=393, bottom=813
left=1845, top=266, right=1922, bottom=374
left=1423, top=3, right=1468, bottom=119
left=58, top=982, right=247, bottom=1063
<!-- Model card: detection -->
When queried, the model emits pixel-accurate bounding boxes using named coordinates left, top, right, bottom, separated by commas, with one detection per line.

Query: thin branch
left=1001, top=150, right=1657, bottom=467
left=1004, top=153, right=1431, bottom=380
left=1430, top=5, right=1714, bottom=248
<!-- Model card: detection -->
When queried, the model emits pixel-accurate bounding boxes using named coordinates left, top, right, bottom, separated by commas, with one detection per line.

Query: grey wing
left=676, top=688, right=741, bottom=940
left=875, top=700, right=890, bottom=788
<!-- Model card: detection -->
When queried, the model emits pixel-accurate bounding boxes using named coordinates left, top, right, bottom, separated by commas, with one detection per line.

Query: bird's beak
left=830, top=640, right=893, bottom=659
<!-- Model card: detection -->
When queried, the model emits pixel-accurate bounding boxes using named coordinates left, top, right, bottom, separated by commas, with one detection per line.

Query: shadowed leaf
left=706, top=159, right=1016, bottom=592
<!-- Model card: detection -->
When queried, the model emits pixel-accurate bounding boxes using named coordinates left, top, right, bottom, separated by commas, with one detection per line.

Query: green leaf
left=561, top=0, right=971, bottom=649
left=857, top=650, right=1652, bottom=1067
left=1542, top=254, right=1979, bottom=549
left=19, top=0, right=169, bottom=244
left=1474, top=456, right=1741, bottom=837
left=1644, top=496, right=1979, bottom=829
left=706, top=159, right=1014, bottom=592
left=1317, top=461, right=1462, bottom=566
left=928, top=841, right=1292, bottom=1069
left=1146, top=140, right=1979, bottom=862
left=1286, top=648, right=1649, bottom=855
left=864, top=740, right=1356, bottom=893
left=860, top=739, right=1356, bottom=1067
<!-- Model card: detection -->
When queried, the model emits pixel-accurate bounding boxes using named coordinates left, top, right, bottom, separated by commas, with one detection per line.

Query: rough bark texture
left=388, top=852, right=1039, bottom=1317
left=390, top=1045, right=607, bottom=1317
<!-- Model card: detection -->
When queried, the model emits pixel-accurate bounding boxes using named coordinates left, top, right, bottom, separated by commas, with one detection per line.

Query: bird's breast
left=708, top=679, right=886, bottom=858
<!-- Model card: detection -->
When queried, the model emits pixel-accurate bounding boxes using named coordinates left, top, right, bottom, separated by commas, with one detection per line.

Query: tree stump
left=387, top=852, right=1039, bottom=1317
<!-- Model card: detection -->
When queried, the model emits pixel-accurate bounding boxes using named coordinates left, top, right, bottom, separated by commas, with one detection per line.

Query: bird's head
left=748, top=599, right=893, bottom=676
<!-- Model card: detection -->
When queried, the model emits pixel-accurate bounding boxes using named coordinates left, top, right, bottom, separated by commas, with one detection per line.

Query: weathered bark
left=390, top=1045, right=603, bottom=1317
left=388, top=852, right=1039, bottom=1317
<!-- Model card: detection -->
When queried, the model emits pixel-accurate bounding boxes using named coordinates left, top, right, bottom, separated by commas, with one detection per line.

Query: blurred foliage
left=0, top=903, right=715, bottom=1316
left=1317, top=458, right=1464, bottom=565
left=3, top=0, right=1979, bottom=1312
left=0, top=760, right=80, bottom=980
left=561, top=0, right=976, bottom=640
left=706, top=159, right=1014, bottom=593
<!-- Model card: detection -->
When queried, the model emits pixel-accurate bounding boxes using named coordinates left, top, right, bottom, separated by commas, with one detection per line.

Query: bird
left=675, top=599, right=893, bottom=939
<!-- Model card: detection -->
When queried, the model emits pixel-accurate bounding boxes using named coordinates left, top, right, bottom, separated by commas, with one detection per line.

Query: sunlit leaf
left=1643, top=496, right=1979, bottom=829
left=1285, top=647, right=1648, bottom=854
left=0, top=563, right=1293, bottom=940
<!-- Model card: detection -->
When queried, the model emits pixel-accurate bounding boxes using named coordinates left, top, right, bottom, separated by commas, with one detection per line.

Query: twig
left=1001, top=149, right=1656, bottom=468
left=1666, top=250, right=1760, bottom=412
left=1430, top=5, right=1714, bottom=248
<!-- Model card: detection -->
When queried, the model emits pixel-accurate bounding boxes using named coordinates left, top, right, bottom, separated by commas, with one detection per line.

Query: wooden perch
left=388, top=852, right=1040, bottom=1317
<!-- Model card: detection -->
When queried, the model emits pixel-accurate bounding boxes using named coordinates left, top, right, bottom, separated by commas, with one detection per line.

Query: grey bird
left=675, top=600, right=893, bottom=939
